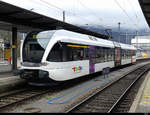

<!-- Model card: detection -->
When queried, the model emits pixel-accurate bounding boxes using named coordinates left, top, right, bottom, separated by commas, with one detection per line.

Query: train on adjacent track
left=19, top=29, right=136, bottom=86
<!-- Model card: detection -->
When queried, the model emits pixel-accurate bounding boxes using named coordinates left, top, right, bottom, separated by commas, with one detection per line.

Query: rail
left=66, top=63, right=150, bottom=113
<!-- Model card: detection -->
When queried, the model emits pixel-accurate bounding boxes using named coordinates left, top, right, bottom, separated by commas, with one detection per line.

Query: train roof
left=120, top=43, right=136, bottom=50
left=53, top=29, right=115, bottom=48
left=35, top=29, right=137, bottom=50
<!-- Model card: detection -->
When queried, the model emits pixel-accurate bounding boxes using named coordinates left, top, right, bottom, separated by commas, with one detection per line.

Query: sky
left=1, top=0, right=150, bottom=32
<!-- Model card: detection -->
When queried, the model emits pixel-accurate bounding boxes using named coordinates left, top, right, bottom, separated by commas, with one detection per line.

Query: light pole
left=136, top=30, right=138, bottom=49
left=126, top=30, right=128, bottom=44
left=118, top=22, right=121, bottom=43
left=63, top=11, right=65, bottom=22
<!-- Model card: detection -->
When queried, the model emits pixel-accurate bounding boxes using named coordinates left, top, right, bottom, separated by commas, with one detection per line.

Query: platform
left=0, top=62, right=12, bottom=73
left=0, top=72, right=26, bottom=93
left=130, top=71, right=150, bottom=113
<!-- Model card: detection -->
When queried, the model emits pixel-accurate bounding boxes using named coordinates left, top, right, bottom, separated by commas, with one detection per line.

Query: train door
left=114, top=47, right=121, bottom=67
left=89, top=46, right=95, bottom=74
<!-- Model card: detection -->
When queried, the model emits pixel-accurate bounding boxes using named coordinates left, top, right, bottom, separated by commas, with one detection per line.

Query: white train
left=19, top=29, right=136, bottom=86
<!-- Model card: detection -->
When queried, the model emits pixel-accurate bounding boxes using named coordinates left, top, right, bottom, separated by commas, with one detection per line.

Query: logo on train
left=72, top=66, right=82, bottom=72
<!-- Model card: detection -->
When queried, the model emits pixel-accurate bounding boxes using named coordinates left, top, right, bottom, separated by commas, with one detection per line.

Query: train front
left=19, top=31, right=57, bottom=86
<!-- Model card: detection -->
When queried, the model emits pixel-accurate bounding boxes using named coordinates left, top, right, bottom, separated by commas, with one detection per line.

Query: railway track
left=0, top=62, right=149, bottom=113
left=66, top=64, right=150, bottom=113
left=0, top=87, right=51, bottom=112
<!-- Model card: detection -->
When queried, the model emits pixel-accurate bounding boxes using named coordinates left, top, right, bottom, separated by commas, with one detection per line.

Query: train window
left=111, top=48, right=113, bottom=61
left=121, top=49, right=123, bottom=59
left=125, top=50, right=127, bottom=59
left=63, top=43, right=90, bottom=61
left=101, top=47, right=104, bottom=62
left=122, top=50, right=124, bottom=59
left=108, top=48, right=112, bottom=61
left=126, top=50, right=128, bottom=58
left=133, top=50, right=136, bottom=56
left=121, top=49, right=124, bottom=59
left=110, top=49, right=113, bottom=61
left=107, top=48, right=110, bottom=61
left=23, top=39, right=45, bottom=63
left=128, top=50, right=130, bottom=58
left=84, top=48, right=89, bottom=59
left=47, top=43, right=62, bottom=62
left=104, top=48, right=108, bottom=62
left=124, top=50, right=126, bottom=59
left=95, top=47, right=100, bottom=63
left=62, top=44, right=73, bottom=61
left=72, top=47, right=84, bottom=61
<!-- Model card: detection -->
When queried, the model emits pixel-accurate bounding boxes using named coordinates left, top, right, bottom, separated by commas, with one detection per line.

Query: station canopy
left=0, top=1, right=108, bottom=39
left=139, top=0, right=150, bottom=27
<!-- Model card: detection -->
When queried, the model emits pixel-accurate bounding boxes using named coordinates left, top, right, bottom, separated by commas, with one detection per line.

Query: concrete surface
left=0, top=61, right=149, bottom=113
left=130, top=71, right=150, bottom=113
left=0, top=59, right=20, bottom=73
left=0, top=61, right=12, bottom=73
left=4, top=62, right=149, bottom=113
left=129, top=70, right=150, bottom=112
left=0, top=73, right=26, bottom=93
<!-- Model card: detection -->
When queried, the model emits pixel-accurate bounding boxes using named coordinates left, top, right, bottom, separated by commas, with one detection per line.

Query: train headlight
left=39, top=70, right=49, bottom=79
left=41, top=62, right=48, bottom=66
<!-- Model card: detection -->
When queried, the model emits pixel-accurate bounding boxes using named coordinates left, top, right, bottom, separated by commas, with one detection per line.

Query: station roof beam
left=139, top=0, right=150, bottom=27
left=0, top=1, right=108, bottom=39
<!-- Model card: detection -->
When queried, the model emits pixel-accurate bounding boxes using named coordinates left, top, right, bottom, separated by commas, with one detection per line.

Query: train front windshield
left=23, top=31, right=55, bottom=63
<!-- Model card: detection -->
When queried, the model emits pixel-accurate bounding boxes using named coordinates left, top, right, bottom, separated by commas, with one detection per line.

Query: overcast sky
left=1, top=0, right=150, bottom=31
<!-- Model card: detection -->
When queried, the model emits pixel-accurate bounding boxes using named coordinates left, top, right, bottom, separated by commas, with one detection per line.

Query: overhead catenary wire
left=114, top=0, right=139, bottom=30
left=23, top=0, right=149, bottom=37
left=31, top=0, right=108, bottom=32
left=36, top=0, right=99, bottom=25
left=128, top=0, right=139, bottom=21
left=128, top=0, right=149, bottom=31
left=30, top=0, right=122, bottom=32
left=78, top=0, right=103, bottom=22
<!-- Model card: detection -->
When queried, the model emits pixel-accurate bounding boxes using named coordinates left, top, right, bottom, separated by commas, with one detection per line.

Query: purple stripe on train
left=89, top=46, right=95, bottom=73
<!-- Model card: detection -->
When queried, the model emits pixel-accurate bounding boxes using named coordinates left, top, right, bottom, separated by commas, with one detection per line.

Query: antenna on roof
left=105, top=29, right=113, bottom=40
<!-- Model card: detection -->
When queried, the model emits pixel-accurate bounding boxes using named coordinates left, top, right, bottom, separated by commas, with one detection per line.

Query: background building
left=131, top=36, right=150, bottom=59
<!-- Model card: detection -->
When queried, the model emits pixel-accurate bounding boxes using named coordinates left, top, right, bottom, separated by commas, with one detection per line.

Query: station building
left=131, top=36, right=150, bottom=59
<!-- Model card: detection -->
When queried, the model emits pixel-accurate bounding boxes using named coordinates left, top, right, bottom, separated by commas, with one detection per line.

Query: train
left=19, top=29, right=137, bottom=86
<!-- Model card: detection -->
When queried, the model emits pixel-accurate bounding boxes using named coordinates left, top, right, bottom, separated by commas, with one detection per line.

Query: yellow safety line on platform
left=141, top=77, right=150, bottom=104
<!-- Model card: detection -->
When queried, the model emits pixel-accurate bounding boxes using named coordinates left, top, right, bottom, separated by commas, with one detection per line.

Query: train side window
left=63, top=44, right=73, bottom=61
left=84, top=48, right=89, bottom=59
left=126, top=50, right=128, bottom=59
left=133, top=50, right=136, bottom=56
left=108, top=48, right=113, bottom=61
left=124, top=50, right=126, bottom=59
left=121, top=49, right=124, bottom=59
left=72, top=47, right=84, bottom=61
left=111, top=48, right=114, bottom=61
left=128, top=50, right=130, bottom=58
left=104, top=48, right=108, bottom=62
left=101, top=47, right=104, bottom=62
left=108, top=48, right=110, bottom=61
left=47, top=43, right=62, bottom=62
left=125, top=50, right=127, bottom=59
left=95, top=47, right=100, bottom=63
left=122, top=49, right=124, bottom=59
